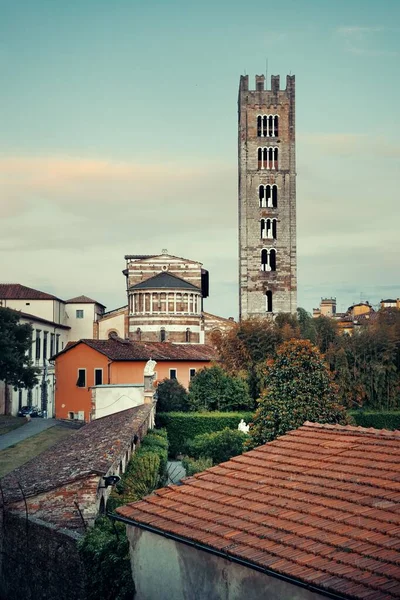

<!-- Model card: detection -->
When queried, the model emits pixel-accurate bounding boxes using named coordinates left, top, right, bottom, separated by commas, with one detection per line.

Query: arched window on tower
left=272, top=184, right=278, bottom=207
left=257, top=115, right=262, bottom=137
left=261, top=249, right=269, bottom=271
left=270, top=249, right=277, bottom=271
left=274, top=115, right=279, bottom=137
left=160, top=328, right=166, bottom=342
left=265, top=291, right=273, bottom=313
left=258, top=148, right=278, bottom=170
left=259, top=185, right=265, bottom=207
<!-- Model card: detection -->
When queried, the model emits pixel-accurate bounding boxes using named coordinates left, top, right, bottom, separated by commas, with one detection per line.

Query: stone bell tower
left=238, top=74, right=297, bottom=319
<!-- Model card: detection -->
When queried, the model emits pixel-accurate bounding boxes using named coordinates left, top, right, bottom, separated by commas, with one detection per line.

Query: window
left=35, top=330, right=41, bottom=361
left=50, top=333, right=55, bottom=357
left=76, top=369, right=86, bottom=387
left=189, top=368, right=196, bottom=380
left=257, top=114, right=279, bottom=137
left=43, top=331, right=48, bottom=361
left=266, top=291, right=273, bottom=313
left=68, top=411, right=74, bottom=420
left=76, top=310, right=84, bottom=319
left=185, top=328, right=191, bottom=343
left=136, top=328, right=141, bottom=341
left=160, top=328, right=166, bottom=342
left=259, top=185, right=278, bottom=208
left=94, top=369, right=103, bottom=386
left=169, top=369, right=177, bottom=380
left=261, top=219, right=277, bottom=239
left=55, top=334, right=60, bottom=354
left=257, top=147, right=278, bottom=170
left=261, top=248, right=277, bottom=272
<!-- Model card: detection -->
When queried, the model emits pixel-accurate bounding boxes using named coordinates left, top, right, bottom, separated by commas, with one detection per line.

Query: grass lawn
left=0, top=416, right=26, bottom=436
left=0, top=426, right=77, bottom=478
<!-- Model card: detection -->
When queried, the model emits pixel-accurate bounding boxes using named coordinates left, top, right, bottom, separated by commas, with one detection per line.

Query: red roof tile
left=55, top=338, right=217, bottom=362
left=117, top=422, right=400, bottom=600
left=65, top=294, right=106, bottom=307
left=0, top=283, right=62, bottom=301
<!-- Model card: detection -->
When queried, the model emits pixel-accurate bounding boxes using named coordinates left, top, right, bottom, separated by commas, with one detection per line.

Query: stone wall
left=0, top=511, right=87, bottom=600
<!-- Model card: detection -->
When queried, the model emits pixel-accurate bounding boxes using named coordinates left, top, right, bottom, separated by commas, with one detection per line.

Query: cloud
left=335, top=25, right=398, bottom=56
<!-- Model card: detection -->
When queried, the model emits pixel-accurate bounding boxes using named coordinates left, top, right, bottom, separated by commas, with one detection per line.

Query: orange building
left=53, top=338, right=216, bottom=422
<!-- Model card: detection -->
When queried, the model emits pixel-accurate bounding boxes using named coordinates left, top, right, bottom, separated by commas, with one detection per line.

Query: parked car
left=18, top=406, right=43, bottom=418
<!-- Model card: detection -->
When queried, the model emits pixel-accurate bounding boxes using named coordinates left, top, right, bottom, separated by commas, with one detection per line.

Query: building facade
left=124, top=253, right=209, bottom=343
left=238, top=74, right=297, bottom=319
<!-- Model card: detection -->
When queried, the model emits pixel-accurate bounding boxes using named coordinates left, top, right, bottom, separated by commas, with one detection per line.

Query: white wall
left=90, top=384, right=144, bottom=420
left=98, top=311, right=126, bottom=339
left=65, top=302, right=96, bottom=340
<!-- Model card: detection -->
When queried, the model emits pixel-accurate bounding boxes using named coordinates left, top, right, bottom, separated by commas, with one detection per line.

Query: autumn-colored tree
left=247, top=339, right=349, bottom=448
left=210, top=318, right=282, bottom=398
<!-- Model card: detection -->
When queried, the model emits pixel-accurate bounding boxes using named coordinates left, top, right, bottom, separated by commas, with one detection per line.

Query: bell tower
left=238, top=74, right=297, bottom=319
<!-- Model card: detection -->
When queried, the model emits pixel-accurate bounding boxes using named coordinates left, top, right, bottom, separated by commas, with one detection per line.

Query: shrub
left=186, top=428, right=247, bottom=464
left=182, top=455, right=213, bottom=476
left=156, top=379, right=190, bottom=412
left=78, top=517, right=134, bottom=600
left=156, top=411, right=254, bottom=457
left=188, top=366, right=254, bottom=412
left=349, top=410, right=400, bottom=430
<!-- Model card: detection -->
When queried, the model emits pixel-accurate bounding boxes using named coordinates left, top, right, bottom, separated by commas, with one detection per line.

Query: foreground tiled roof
left=0, top=283, right=62, bottom=301
left=0, top=404, right=153, bottom=504
left=65, top=294, right=106, bottom=307
left=118, top=423, right=400, bottom=600
left=129, top=272, right=201, bottom=292
left=55, top=338, right=217, bottom=362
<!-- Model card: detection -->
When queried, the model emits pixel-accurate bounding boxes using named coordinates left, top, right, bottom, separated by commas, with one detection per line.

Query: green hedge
left=156, top=411, right=254, bottom=456
left=349, top=411, right=400, bottom=431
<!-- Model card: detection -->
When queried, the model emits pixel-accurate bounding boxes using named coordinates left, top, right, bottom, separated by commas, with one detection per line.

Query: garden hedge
left=349, top=410, right=400, bottom=431
left=156, top=411, right=254, bottom=456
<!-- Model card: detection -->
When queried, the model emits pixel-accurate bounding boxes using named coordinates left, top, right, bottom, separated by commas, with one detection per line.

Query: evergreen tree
left=156, top=378, right=189, bottom=412
left=247, top=339, right=349, bottom=448
left=188, top=365, right=254, bottom=412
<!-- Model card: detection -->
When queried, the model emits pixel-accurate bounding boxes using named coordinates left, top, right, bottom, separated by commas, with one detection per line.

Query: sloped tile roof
left=0, top=283, right=62, bottom=301
left=65, top=294, right=106, bottom=307
left=0, top=404, right=153, bottom=504
left=55, top=338, right=217, bottom=362
left=117, top=422, right=400, bottom=600
left=129, top=272, right=201, bottom=292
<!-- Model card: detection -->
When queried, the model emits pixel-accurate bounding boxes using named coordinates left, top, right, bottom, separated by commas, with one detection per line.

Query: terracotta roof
left=129, top=272, right=201, bottom=292
left=0, top=404, right=153, bottom=504
left=0, top=283, right=62, bottom=302
left=54, top=338, right=217, bottom=362
left=65, top=294, right=106, bottom=307
left=118, top=423, right=400, bottom=600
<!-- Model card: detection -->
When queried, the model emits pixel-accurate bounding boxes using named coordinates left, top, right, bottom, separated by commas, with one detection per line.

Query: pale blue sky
left=1, top=0, right=399, bottom=317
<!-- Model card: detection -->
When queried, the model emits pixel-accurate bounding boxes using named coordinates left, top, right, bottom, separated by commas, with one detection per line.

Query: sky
left=1, top=0, right=399, bottom=318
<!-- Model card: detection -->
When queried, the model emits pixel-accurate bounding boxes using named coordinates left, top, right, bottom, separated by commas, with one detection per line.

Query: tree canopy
left=188, top=365, right=254, bottom=412
left=156, top=378, right=189, bottom=412
left=247, top=339, right=350, bottom=448
left=0, top=308, right=39, bottom=390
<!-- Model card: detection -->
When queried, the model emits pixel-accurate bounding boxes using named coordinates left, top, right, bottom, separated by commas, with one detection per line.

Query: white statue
left=144, top=359, right=157, bottom=377
left=238, top=419, right=250, bottom=434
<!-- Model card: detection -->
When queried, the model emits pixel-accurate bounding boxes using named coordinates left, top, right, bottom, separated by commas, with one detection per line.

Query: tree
left=247, top=339, right=350, bottom=448
left=188, top=366, right=254, bottom=412
left=211, top=318, right=282, bottom=399
left=156, top=378, right=189, bottom=412
left=314, top=315, right=338, bottom=354
left=0, top=308, right=39, bottom=413
left=297, top=307, right=317, bottom=343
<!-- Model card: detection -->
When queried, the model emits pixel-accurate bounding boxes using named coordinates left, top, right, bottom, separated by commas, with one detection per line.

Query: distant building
left=96, top=251, right=235, bottom=344
left=0, top=284, right=105, bottom=416
left=312, top=297, right=382, bottom=335
left=380, top=298, right=400, bottom=309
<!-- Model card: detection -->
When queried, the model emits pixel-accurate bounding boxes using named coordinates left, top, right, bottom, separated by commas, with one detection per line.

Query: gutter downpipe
left=110, top=513, right=347, bottom=600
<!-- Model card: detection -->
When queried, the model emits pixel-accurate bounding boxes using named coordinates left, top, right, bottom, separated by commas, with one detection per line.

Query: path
left=167, top=460, right=186, bottom=484
left=0, top=418, right=57, bottom=451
